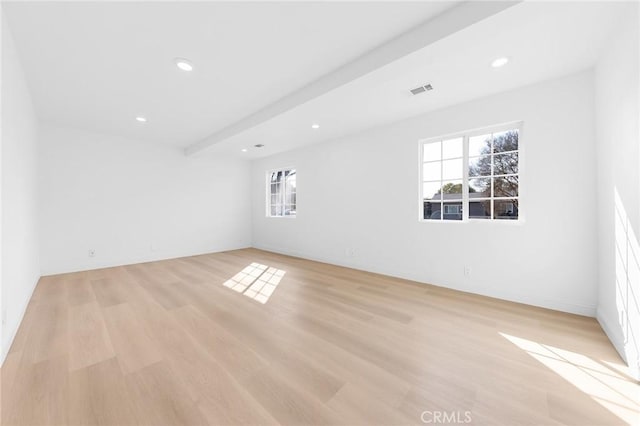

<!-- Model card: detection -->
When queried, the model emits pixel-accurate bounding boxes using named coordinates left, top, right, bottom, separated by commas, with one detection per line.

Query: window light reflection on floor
left=244, top=267, right=285, bottom=303
left=223, top=262, right=268, bottom=292
left=499, top=332, right=640, bottom=424
left=222, top=263, right=286, bottom=304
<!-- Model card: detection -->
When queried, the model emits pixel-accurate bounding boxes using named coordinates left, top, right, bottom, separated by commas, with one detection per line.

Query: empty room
left=1, top=1, right=639, bottom=425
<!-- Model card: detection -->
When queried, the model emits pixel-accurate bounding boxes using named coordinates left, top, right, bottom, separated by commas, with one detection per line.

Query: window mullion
left=420, top=144, right=424, bottom=221
left=278, top=170, right=284, bottom=216
left=284, top=173, right=288, bottom=215
left=280, top=174, right=284, bottom=216
left=440, top=140, right=443, bottom=220
left=490, top=135, right=495, bottom=220
left=463, top=135, right=469, bottom=221
left=267, top=172, right=271, bottom=217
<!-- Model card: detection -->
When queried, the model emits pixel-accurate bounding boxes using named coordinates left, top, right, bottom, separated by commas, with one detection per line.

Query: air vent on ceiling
left=254, top=144, right=265, bottom=148
left=410, top=83, right=433, bottom=96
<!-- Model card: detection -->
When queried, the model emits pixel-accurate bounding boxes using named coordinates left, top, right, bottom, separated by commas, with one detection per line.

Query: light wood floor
left=2, top=248, right=638, bottom=425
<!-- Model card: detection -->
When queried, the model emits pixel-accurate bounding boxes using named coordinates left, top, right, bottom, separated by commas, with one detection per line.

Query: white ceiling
left=3, top=1, right=457, bottom=146
left=210, top=0, right=628, bottom=158
left=3, top=1, right=628, bottom=158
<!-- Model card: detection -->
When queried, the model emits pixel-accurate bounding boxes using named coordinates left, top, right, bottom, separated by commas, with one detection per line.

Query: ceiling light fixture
left=491, top=57, right=509, bottom=68
left=174, top=58, right=194, bottom=72
left=241, top=148, right=247, bottom=152
left=311, top=123, right=320, bottom=129
left=136, top=116, right=147, bottom=123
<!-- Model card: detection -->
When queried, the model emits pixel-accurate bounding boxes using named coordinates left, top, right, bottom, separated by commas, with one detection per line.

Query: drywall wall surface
left=39, top=124, right=252, bottom=275
left=1, top=13, right=40, bottom=362
left=595, top=2, right=640, bottom=380
left=252, top=70, right=598, bottom=317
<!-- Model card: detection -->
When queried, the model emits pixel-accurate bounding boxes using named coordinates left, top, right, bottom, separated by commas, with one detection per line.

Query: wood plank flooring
left=2, top=248, right=638, bottom=425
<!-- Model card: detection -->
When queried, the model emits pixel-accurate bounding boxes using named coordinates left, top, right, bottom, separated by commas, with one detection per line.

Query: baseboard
left=597, top=309, right=626, bottom=362
left=597, top=309, right=640, bottom=380
left=251, top=243, right=596, bottom=317
left=457, top=282, right=596, bottom=317
left=40, top=244, right=252, bottom=276
left=1, top=273, right=40, bottom=366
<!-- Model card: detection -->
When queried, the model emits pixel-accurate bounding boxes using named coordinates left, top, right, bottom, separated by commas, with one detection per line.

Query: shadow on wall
left=613, top=187, right=640, bottom=379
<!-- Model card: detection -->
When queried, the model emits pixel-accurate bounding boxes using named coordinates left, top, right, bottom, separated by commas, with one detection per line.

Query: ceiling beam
left=185, top=1, right=519, bottom=156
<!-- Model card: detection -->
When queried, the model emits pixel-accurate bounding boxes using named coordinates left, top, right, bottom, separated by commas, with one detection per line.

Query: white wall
left=595, top=2, right=640, bottom=380
left=1, top=5, right=4, bottom=364
left=252, top=70, right=598, bottom=316
left=1, top=13, right=40, bottom=362
left=39, top=124, right=252, bottom=275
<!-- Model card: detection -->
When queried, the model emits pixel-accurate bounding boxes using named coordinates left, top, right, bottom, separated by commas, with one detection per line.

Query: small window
left=267, top=168, right=296, bottom=217
left=421, top=123, right=521, bottom=222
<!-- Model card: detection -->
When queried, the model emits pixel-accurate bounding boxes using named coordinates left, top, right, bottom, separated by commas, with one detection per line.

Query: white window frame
left=266, top=167, right=296, bottom=218
left=418, top=121, right=523, bottom=223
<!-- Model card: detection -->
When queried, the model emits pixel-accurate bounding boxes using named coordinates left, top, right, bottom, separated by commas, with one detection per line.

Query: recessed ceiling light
left=311, top=123, right=320, bottom=129
left=174, top=58, right=194, bottom=72
left=491, top=57, right=509, bottom=68
left=241, top=148, right=247, bottom=152
left=136, top=116, right=147, bottom=123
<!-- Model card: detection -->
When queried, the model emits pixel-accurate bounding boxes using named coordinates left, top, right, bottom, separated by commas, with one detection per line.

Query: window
left=267, top=168, right=296, bottom=217
left=444, top=205, right=461, bottom=215
left=421, top=124, right=520, bottom=221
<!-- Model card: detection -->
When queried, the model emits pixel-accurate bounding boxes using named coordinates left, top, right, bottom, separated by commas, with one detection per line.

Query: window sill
left=418, top=218, right=525, bottom=225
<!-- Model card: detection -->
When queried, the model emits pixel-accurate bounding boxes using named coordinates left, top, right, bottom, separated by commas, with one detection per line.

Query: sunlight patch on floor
left=223, top=263, right=286, bottom=304
left=223, top=263, right=268, bottom=292
left=244, top=267, right=285, bottom=304
left=499, top=332, right=640, bottom=424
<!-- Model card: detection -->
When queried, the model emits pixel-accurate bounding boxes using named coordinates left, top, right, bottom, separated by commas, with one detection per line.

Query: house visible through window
left=421, top=124, right=520, bottom=221
left=444, top=205, right=461, bottom=215
left=268, top=168, right=296, bottom=217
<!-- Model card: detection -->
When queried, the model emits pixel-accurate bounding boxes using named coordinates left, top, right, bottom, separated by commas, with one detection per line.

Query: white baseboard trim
left=251, top=243, right=596, bottom=317
left=597, top=309, right=627, bottom=362
left=597, top=309, right=640, bottom=380
left=40, top=244, right=252, bottom=276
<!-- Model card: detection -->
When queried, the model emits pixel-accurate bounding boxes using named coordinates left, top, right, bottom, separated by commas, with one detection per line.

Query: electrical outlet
left=464, top=266, right=471, bottom=277
left=345, top=248, right=356, bottom=258
left=88, top=249, right=95, bottom=258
